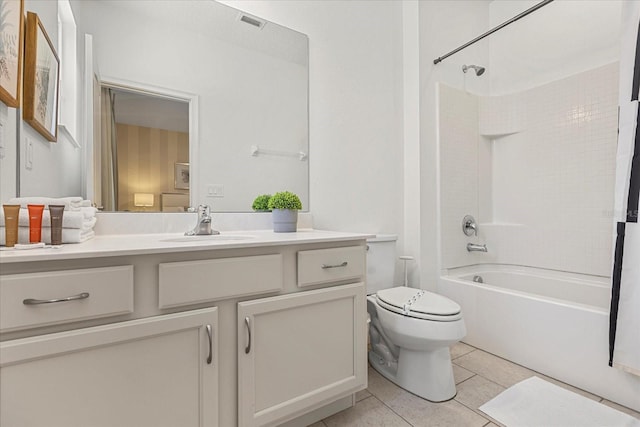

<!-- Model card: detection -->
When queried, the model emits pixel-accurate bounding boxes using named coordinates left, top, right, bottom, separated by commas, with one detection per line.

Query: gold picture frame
left=0, top=0, right=24, bottom=108
left=23, top=11, right=59, bottom=142
left=174, top=162, right=190, bottom=190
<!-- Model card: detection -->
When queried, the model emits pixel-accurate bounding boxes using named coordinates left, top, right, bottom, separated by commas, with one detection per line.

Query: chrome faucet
left=467, top=243, right=487, bottom=252
left=185, top=205, right=220, bottom=236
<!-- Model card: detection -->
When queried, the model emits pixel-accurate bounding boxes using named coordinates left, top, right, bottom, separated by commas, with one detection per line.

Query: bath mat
left=479, top=376, right=640, bottom=427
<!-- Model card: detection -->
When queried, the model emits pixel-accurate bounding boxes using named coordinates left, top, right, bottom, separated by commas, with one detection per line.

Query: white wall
left=3, top=0, right=83, bottom=202
left=0, top=106, right=17, bottom=202
left=418, top=0, right=491, bottom=290
left=220, top=1, right=405, bottom=239
left=489, top=0, right=623, bottom=95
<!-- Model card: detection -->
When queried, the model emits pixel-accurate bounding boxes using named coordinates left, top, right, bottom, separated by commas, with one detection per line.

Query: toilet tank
left=366, top=234, right=397, bottom=295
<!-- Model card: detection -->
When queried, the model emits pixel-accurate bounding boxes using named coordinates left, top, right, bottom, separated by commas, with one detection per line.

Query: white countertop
left=0, top=229, right=372, bottom=264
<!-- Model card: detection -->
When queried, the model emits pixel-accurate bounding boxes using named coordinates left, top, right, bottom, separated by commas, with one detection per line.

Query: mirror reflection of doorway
left=96, top=86, right=189, bottom=212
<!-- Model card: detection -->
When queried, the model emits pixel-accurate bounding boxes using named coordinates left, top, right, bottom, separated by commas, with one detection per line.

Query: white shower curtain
left=609, top=2, right=640, bottom=377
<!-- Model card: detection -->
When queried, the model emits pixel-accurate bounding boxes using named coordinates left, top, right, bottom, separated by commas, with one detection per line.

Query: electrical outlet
left=207, top=184, right=224, bottom=198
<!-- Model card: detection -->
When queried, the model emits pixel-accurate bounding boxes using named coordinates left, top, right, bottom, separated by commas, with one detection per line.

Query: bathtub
left=439, top=264, right=640, bottom=412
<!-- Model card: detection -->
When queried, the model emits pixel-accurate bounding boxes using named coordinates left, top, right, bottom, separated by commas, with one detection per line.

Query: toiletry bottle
left=3, top=205, right=21, bottom=247
left=28, top=204, right=45, bottom=243
left=49, top=205, right=65, bottom=245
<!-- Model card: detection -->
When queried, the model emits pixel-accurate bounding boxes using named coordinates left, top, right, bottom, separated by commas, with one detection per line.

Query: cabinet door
left=238, top=283, right=367, bottom=427
left=1, top=308, right=218, bottom=427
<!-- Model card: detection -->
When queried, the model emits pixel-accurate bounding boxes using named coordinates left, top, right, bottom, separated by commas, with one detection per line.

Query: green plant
left=268, top=191, right=302, bottom=211
left=252, top=194, right=272, bottom=211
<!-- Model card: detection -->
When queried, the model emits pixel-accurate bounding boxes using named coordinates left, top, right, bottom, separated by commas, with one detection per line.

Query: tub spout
left=467, top=243, right=487, bottom=252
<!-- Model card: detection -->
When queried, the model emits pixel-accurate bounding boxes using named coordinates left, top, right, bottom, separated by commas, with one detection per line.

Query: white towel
left=0, top=208, right=97, bottom=229
left=0, top=227, right=95, bottom=245
left=7, top=197, right=91, bottom=212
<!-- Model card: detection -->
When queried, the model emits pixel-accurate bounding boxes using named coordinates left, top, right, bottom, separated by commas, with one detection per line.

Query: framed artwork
left=175, top=162, right=190, bottom=190
left=23, top=11, right=59, bottom=142
left=0, top=0, right=24, bottom=107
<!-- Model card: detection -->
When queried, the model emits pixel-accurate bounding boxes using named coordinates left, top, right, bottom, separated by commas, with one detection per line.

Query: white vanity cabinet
left=0, top=308, right=219, bottom=427
left=0, top=231, right=368, bottom=427
left=238, top=282, right=367, bottom=427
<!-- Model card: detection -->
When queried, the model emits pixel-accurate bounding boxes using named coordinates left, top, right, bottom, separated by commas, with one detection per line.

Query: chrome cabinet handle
left=244, top=317, right=251, bottom=354
left=321, top=261, right=348, bottom=269
left=23, top=292, right=90, bottom=305
left=206, top=324, right=213, bottom=365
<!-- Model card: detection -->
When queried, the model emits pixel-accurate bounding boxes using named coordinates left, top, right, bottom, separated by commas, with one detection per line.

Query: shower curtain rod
left=433, top=0, right=554, bottom=65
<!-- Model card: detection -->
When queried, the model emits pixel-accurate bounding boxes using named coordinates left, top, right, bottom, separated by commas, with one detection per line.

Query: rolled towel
left=7, top=197, right=90, bottom=212
left=0, top=227, right=95, bottom=245
left=0, top=208, right=97, bottom=229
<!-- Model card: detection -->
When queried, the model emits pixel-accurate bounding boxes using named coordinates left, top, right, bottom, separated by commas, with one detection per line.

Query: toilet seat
left=376, top=287, right=462, bottom=321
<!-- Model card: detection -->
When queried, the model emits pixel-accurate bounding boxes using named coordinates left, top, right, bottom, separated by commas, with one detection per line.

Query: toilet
left=367, top=235, right=466, bottom=402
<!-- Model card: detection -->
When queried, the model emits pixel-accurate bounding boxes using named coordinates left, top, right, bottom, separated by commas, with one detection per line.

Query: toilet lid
left=376, top=287, right=462, bottom=321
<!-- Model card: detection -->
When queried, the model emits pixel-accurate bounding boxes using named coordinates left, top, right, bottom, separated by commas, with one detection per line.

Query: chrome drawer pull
left=245, top=317, right=251, bottom=354
left=206, top=324, right=213, bottom=365
left=23, top=292, right=90, bottom=305
left=321, top=261, right=348, bottom=269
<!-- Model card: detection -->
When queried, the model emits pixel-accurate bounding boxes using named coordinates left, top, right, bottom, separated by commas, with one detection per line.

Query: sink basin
left=161, top=234, right=255, bottom=243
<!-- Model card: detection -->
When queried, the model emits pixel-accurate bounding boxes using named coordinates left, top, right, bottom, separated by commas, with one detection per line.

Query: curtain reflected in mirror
left=95, top=87, right=189, bottom=212
left=100, top=88, right=117, bottom=211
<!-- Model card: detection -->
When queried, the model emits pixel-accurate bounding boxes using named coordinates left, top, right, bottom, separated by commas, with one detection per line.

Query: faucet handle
left=462, top=215, right=478, bottom=236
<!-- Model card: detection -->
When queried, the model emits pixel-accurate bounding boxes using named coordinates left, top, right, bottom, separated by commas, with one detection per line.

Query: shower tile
left=453, top=349, right=534, bottom=388
left=454, top=374, right=505, bottom=411
left=600, top=400, right=640, bottom=419
left=322, top=396, right=411, bottom=427
left=451, top=342, right=476, bottom=359
left=453, top=364, right=475, bottom=384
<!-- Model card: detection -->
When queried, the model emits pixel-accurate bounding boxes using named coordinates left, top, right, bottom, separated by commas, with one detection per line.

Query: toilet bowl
left=366, top=235, right=466, bottom=402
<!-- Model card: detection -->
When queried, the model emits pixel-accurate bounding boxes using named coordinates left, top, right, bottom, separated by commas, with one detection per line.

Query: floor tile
left=366, top=365, right=407, bottom=403
left=601, top=399, right=640, bottom=419
left=455, top=375, right=505, bottom=411
left=454, top=350, right=534, bottom=388
left=322, top=396, right=411, bottom=427
left=367, top=366, right=486, bottom=427
left=482, top=423, right=501, bottom=427
left=307, top=422, right=326, bottom=427
left=450, top=342, right=475, bottom=360
left=382, top=390, right=489, bottom=427
left=356, top=389, right=372, bottom=402
left=453, top=364, right=475, bottom=385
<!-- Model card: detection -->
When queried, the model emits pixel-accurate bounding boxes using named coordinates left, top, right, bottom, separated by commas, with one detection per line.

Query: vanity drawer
left=297, top=246, right=365, bottom=287
left=0, top=266, right=134, bottom=332
left=158, top=254, right=283, bottom=309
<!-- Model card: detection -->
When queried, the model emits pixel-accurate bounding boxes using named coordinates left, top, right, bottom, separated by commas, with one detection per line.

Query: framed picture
left=174, top=162, right=190, bottom=190
left=0, top=0, right=24, bottom=108
left=23, top=12, right=59, bottom=142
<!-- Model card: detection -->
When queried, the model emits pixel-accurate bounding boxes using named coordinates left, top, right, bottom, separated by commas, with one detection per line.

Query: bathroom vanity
left=0, top=230, right=369, bottom=427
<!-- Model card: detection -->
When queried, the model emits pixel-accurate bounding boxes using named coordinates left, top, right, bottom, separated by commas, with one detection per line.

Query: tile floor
left=309, top=342, right=640, bottom=427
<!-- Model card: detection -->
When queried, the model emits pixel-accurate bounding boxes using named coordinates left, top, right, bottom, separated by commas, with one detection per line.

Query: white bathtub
left=439, top=265, right=640, bottom=412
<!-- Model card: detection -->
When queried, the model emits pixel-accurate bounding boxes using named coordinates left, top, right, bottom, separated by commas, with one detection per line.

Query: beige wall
left=116, top=123, right=189, bottom=211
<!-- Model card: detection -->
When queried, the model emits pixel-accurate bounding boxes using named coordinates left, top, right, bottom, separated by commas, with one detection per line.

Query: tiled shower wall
left=440, top=62, right=619, bottom=277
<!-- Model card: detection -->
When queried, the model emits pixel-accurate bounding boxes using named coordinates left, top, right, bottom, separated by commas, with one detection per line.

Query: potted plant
left=267, top=191, right=302, bottom=232
left=251, top=194, right=272, bottom=212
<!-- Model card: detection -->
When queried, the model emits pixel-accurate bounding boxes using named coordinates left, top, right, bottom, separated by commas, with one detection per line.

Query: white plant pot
left=272, top=209, right=298, bottom=232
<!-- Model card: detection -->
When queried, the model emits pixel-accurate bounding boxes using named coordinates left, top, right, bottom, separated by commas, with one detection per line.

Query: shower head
left=462, top=64, right=485, bottom=76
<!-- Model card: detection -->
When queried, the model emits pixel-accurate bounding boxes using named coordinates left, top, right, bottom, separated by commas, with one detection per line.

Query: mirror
left=71, top=0, right=309, bottom=212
